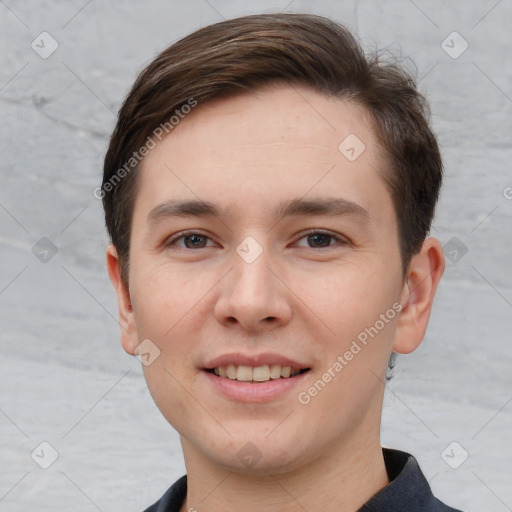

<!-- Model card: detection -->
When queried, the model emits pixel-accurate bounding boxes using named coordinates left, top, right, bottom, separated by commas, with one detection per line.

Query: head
left=103, top=13, right=444, bottom=475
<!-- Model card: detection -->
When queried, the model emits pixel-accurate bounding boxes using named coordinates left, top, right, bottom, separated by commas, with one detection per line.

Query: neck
left=180, top=432, right=389, bottom=512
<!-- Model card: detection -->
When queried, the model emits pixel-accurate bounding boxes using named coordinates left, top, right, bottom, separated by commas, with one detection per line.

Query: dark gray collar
left=144, top=449, right=464, bottom=512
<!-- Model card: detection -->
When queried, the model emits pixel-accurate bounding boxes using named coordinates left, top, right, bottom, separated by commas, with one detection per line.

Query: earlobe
left=106, top=245, right=139, bottom=355
left=393, top=237, right=445, bottom=354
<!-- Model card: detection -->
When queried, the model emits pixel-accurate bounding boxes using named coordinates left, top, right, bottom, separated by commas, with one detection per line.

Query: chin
left=199, top=431, right=312, bottom=476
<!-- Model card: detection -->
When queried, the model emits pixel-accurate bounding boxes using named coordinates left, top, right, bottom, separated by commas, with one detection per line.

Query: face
left=108, top=84, right=439, bottom=475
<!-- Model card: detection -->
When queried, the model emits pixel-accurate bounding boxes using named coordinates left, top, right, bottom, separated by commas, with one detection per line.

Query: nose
left=213, top=245, right=293, bottom=332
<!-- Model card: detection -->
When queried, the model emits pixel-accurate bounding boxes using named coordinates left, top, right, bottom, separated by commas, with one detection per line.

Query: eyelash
left=164, top=229, right=348, bottom=249
left=297, top=229, right=348, bottom=248
left=164, top=230, right=214, bottom=249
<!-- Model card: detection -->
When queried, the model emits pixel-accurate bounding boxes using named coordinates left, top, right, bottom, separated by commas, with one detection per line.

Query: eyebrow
left=274, top=197, right=368, bottom=219
left=147, top=197, right=369, bottom=224
left=148, top=199, right=221, bottom=224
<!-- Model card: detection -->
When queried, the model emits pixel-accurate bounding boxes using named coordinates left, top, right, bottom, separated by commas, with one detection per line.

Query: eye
left=165, top=231, right=215, bottom=249
left=295, top=230, right=347, bottom=249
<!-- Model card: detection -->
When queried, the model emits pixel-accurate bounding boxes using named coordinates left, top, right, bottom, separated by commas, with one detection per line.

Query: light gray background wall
left=1, top=1, right=511, bottom=511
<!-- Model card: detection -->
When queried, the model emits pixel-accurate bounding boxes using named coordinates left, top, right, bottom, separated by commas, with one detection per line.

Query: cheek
left=134, top=266, right=205, bottom=429
left=130, top=260, right=205, bottom=339
left=293, top=262, right=389, bottom=330
left=293, top=262, right=399, bottom=369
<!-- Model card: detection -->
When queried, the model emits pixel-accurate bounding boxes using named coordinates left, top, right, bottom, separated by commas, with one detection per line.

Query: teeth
left=270, top=364, right=282, bottom=379
left=280, top=366, right=291, bottom=378
left=226, top=364, right=237, bottom=379
left=211, top=364, right=303, bottom=382
left=253, top=365, right=270, bottom=382
left=236, top=365, right=253, bottom=381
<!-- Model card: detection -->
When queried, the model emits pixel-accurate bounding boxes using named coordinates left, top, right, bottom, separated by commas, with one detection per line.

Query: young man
left=102, top=13, right=463, bottom=512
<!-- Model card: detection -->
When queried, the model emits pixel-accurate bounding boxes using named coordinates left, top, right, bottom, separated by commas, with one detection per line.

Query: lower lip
left=201, top=370, right=310, bottom=403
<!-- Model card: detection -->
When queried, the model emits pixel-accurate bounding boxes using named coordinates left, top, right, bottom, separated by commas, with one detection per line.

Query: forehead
left=133, top=84, right=393, bottom=225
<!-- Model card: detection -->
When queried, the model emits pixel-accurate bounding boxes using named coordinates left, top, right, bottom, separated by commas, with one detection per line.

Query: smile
left=206, top=364, right=309, bottom=382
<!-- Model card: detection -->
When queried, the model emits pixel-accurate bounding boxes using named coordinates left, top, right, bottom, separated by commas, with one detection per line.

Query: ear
left=393, top=237, right=445, bottom=354
left=106, top=244, right=138, bottom=355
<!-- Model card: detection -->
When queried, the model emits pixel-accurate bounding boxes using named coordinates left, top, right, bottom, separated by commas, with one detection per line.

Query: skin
left=107, top=84, right=444, bottom=512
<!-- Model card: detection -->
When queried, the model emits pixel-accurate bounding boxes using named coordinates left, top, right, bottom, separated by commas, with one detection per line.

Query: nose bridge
left=214, top=239, right=292, bottom=329
left=233, top=247, right=273, bottom=301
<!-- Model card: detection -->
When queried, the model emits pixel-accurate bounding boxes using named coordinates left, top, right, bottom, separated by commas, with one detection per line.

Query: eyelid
left=164, top=230, right=217, bottom=248
left=294, top=228, right=349, bottom=247
left=164, top=228, right=350, bottom=249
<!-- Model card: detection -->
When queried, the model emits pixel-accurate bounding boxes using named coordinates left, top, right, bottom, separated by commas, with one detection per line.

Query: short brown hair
left=102, top=12, right=442, bottom=282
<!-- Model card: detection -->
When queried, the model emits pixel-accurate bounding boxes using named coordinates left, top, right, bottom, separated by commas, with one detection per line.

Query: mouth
left=204, top=364, right=311, bottom=383
left=201, top=355, right=312, bottom=402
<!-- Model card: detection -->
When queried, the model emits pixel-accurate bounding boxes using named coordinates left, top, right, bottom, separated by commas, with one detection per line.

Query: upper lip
left=203, top=353, right=310, bottom=370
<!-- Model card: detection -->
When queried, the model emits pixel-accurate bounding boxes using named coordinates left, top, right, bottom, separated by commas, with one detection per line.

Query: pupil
left=185, top=235, right=206, bottom=248
left=308, top=234, right=330, bottom=247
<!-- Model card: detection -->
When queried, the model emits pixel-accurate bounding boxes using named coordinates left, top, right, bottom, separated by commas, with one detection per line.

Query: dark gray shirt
left=143, top=449, right=464, bottom=512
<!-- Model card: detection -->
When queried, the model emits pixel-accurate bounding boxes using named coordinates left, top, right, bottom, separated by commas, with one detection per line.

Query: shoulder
left=360, top=449, right=465, bottom=512
left=142, top=475, right=187, bottom=512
